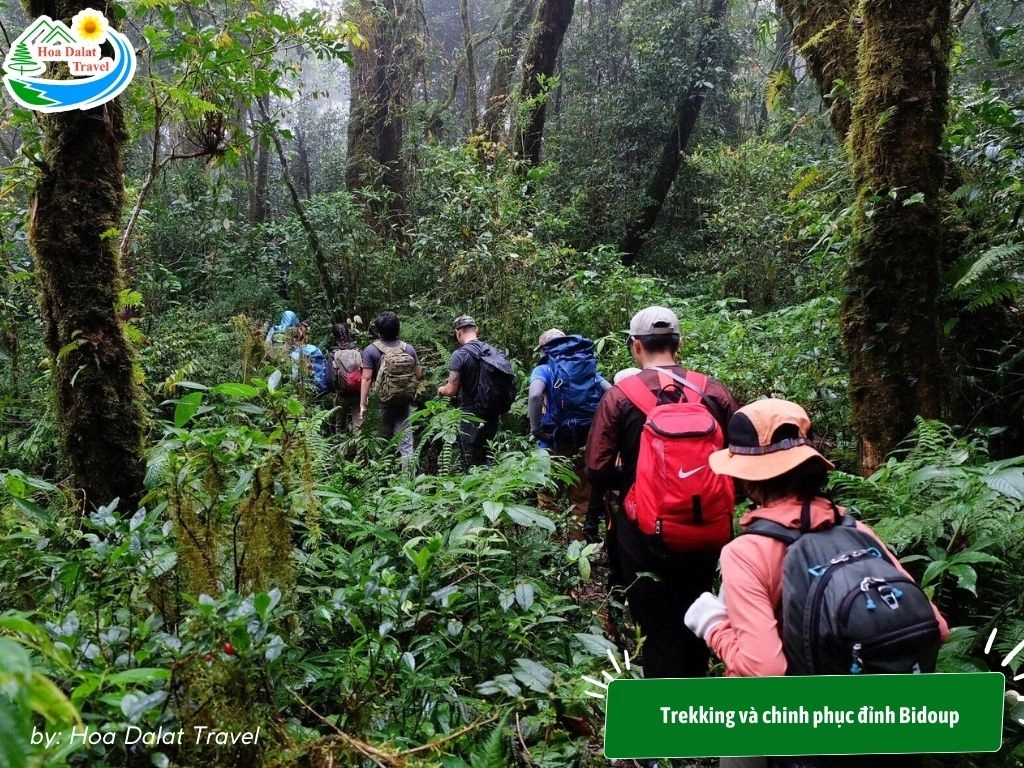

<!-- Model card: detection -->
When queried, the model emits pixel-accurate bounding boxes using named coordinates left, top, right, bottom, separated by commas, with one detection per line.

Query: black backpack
left=746, top=500, right=941, bottom=676
left=465, top=341, right=516, bottom=419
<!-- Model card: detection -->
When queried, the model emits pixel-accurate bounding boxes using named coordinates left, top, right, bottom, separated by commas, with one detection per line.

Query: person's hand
left=436, top=386, right=444, bottom=397
left=531, top=427, right=553, bottom=444
left=359, top=404, right=367, bottom=420
left=684, top=592, right=728, bottom=640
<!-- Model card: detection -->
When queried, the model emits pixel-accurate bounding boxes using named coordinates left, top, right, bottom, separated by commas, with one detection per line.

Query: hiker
left=528, top=328, right=611, bottom=542
left=437, top=316, right=516, bottom=468
left=359, top=311, right=422, bottom=459
left=265, top=309, right=298, bottom=357
left=585, top=306, right=739, bottom=680
left=684, top=398, right=949, bottom=768
left=328, top=322, right=363, bottom=432
left=289, top=322, right=329, bottom=395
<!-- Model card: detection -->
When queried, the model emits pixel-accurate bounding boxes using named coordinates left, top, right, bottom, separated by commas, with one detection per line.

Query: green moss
left=841, top=0, right=951, bottom=471
left=780, top=0, right=860, bottom=138
left=25, top=41, right=146, bottom=511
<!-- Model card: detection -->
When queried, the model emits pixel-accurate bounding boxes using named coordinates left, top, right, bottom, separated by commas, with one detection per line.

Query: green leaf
left=211, top=382, right=259, bottom=398
left=514, top=582, right=534, bottom=611
left=947, top=564, right=978, bottom=595
left=512, top=658, right=554, bottom=693
left=173, top=392, right=204, bottom=428
left=920, top=559, right=945, bottom=588
left=119, top=690, right=168, bottom=722
left=27, top=672, right=81, bottom=726
left=482, top=500, right=502, bottom=522
left=0, top=638, right=32, bottom=680
left=574, top=632, right=619, bottom=656
left=267, top=370, right=282, bottom=393
left=105, top=668, right=172, bottom=686
left=578, top=556, right=592, bottom=580
left=504, top=505, right=555, bottom=532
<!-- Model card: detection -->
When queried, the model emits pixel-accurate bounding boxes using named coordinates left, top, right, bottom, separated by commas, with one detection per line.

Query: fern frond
left=965, top=281, right=1020, bottom=311
left=469, top=710, right=511, bottom=768
left=952, top=242, right=1024, bottom=294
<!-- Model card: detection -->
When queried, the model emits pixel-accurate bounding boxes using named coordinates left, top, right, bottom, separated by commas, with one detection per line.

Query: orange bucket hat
left=709, top=398, right=834, bottom=481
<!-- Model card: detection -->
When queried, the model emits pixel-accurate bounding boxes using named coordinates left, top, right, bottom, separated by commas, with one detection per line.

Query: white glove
left=684, top=592, right=728, bottom=640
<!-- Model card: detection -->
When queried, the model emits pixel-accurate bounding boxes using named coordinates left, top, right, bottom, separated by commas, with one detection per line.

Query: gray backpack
left=745, top=500, right=941, bottom=676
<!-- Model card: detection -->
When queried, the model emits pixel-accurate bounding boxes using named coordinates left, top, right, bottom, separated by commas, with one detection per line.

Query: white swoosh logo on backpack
left=678, top=466, right=705, bottom=479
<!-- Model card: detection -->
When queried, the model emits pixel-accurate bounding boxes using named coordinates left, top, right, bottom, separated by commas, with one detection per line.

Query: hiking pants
left=458, top=415, right=499, bottom=467
left=380, top=404, right=413, bottom=458
left=616, top=513, right=717, bottom=678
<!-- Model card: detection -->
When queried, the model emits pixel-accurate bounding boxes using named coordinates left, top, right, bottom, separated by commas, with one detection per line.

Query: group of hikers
left=264, top=304, right=949, bottom=768
left=262, top=309, right=515, bottom=468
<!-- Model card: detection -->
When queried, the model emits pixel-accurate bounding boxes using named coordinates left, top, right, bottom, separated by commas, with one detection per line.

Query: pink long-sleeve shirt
left=705, top=496, right=950, bottom=677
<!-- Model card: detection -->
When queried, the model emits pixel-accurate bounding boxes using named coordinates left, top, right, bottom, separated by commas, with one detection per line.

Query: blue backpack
left=292, top=344, right=329, bottom=394
left=541, top=335, right=605, bottom=451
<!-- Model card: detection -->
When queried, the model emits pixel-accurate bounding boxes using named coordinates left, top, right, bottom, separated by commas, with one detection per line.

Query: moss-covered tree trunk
left=346, top=0, right=415, bottom=223
left=23, top=1, right=145, bottom=512
left=843, top=0, right=950, bottom=472
left=481, top=0, right=538, bottom=143
left=778, top=0, right=859, bottom=138
left=515, top=0, right=576, bottom=166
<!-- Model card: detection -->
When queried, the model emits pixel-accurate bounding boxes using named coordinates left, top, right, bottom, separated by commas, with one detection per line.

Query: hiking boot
left=582, top=517, right=601, bottom=544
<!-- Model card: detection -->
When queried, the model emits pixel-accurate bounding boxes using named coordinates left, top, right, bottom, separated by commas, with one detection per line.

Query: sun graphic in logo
left=71, top=8, right=108, bottom=44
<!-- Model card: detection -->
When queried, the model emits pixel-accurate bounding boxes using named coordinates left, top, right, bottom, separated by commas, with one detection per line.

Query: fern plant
left=947, top=241, right=1024, bottom=316
left=829, top=418, right=1024, bottom=673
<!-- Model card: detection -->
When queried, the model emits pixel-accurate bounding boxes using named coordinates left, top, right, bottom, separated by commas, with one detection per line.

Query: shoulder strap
left=744, top=499, right=846, bottom=543
left=373, top=340, right=386, bottom=353
left=617, top=372, right=658, bottom=415
left=464, top=339, right=485, bottom=358
left=655, top=367, right=729, bottom=426
left=744, top=518, right=802, bottom=545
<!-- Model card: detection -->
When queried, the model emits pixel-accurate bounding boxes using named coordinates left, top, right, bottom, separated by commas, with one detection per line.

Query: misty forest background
left=2, top=0, right=1024, bottom=765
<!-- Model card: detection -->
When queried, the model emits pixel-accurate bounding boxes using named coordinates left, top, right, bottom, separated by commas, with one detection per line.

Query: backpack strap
left=616, top=372, right=659, bottom=415
left=744, top=499, right=847, bottom=544
left=655, top=367, right=728, bottom=428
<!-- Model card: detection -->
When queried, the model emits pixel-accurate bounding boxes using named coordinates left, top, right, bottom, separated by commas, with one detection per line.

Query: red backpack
left=617, top=370, right=735, bottom=552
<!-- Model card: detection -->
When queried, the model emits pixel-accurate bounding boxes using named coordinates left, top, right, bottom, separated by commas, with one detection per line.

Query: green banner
left=603, top=673, right=1004, bottom=759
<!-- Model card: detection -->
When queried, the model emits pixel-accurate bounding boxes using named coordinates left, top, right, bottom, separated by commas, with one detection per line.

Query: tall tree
left=480, top=0, right=538, bottom=143
left=619, top=0, right=729, bottom=263
left=22, top=0, right=145, bottom=511
left=514, top=0, right=576, bottom=165
left=842, top=0, right=951, bottom=471
left=459, top=0, right=478, bottom=134
left=347, top=0, right=417, bottom=221
left=778, top=0, right=859, bottom=138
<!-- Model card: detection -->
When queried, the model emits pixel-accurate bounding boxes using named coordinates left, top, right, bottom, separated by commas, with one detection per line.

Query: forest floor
left=570, top=539, right=717, bottom=768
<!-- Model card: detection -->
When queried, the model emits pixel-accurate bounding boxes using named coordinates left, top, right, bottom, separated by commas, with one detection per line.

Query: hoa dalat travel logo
left=3, top=8, right=136, bottom=113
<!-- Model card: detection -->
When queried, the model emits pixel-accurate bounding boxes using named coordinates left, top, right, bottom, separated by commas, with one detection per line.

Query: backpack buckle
left=878, top=584, right=900, bottom=610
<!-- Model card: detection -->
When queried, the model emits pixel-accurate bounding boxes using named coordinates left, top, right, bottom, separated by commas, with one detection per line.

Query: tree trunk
left=250, top=99, right=270, bottom=225
left=295, top=125, right=312, bottom=199
left=619, top=0, right=729, bottom=264
left=778, top=0, right=859, bottom=138
left=481, top=0, right=538, bottom=143
left=346, top=0, right=415, bottom=223
left=23, top=1, right=145, bottom=512
left=842, top=0, right=950, bottom=472
left=460, top=0, right=478, bottom=135
left=514, top=0, right=576, bottom=166
left=260, top=100, right=340, bottom=312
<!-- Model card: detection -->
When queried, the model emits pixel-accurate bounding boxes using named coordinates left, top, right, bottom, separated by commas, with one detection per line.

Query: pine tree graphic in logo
left=6, top=40, right=44, bottom=76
